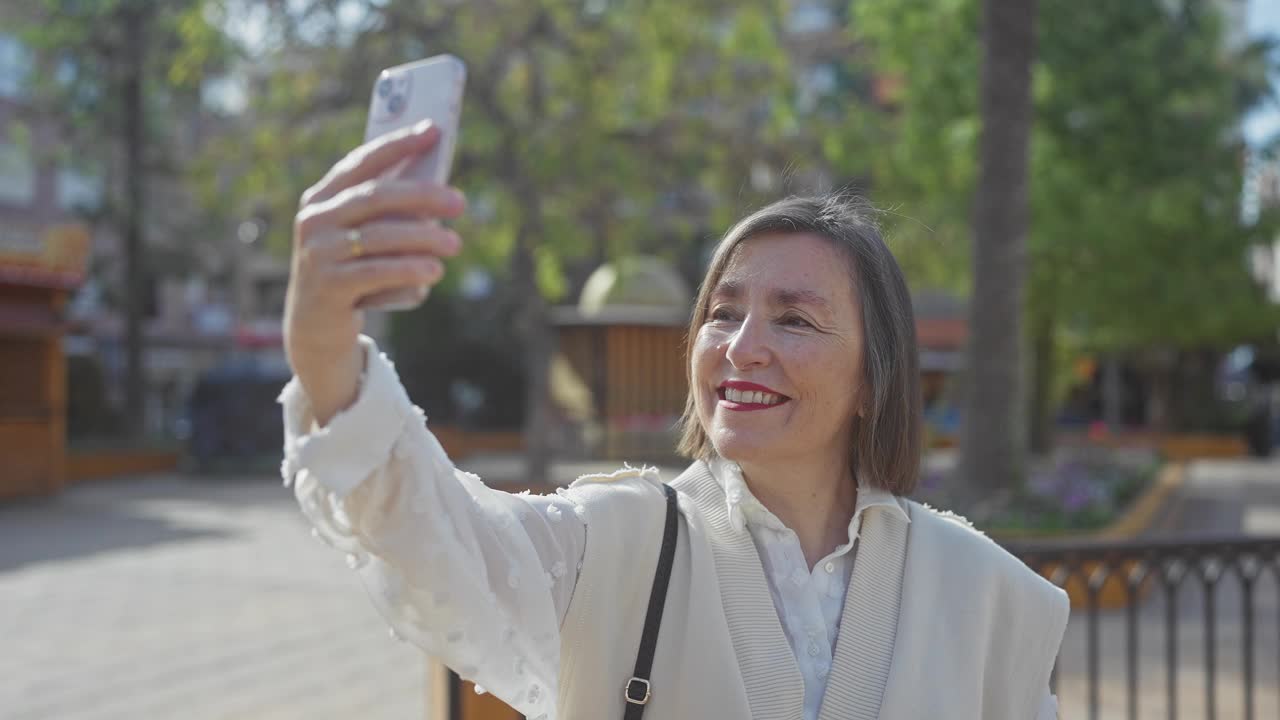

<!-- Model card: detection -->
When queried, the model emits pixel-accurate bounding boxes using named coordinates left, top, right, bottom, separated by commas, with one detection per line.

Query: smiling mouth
left=716, top=386, right=791, bottom=410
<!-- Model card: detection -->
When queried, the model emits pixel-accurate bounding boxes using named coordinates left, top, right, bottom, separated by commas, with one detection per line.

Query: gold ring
left=346, top=228, right=365, bottom=258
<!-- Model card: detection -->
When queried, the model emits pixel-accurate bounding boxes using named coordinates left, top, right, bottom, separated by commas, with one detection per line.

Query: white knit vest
left=555, top=461, right=1068, bottom=719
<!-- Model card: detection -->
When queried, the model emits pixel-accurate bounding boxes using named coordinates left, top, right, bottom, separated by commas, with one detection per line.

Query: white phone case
left=365, top=54, right=466, bottom=184
left=358, top=54, right=466, bottom=311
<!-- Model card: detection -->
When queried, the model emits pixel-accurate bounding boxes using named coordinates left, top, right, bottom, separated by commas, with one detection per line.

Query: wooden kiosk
left=550, top=257, right=692, bottom=462
left=0, top=223, right=90, bottom=501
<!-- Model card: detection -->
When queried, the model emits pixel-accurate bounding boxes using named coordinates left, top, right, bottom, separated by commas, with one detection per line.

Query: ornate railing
left=1011, top=536, right=1280, bottom=720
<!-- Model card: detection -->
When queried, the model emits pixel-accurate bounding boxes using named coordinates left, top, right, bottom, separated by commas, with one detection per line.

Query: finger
left=302, top=121, right=441, bottom=206
left=309, top=179, right=466, bottom=229
left=329, top=255, right=445, bottom=303
left=315, top=221, right=462, bottom=262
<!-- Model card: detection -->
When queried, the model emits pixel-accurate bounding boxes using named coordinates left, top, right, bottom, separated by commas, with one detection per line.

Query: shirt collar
left=708, top=456, right=911, bottom=539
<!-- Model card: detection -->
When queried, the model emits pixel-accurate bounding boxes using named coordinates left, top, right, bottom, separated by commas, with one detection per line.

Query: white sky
left=1245, top=0, right=1280, bottom=145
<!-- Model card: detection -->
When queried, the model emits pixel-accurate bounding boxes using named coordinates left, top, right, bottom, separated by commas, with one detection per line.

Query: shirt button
left=808, top=641, right=821, bottom=657
left=824, top=561, right=835, bottom=573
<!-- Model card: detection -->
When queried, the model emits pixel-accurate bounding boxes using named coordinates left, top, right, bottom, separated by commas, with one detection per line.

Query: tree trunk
left=1171, top=349, right=1215, bottom=432
left=1139, top=348, right=1176, bottom=432
left=121, top=4, right=148, bottom=440
left=515, top=40, right=557, bottom=485
left=1101, top=356, right=1124, bottom=428
left=514, top=234, right=553, bottom=485
left=1028, top=309, right=1054, bottom=455
left=957, top=0, right=1038, bottom=493
left=1145, top=367, right=1172, bottom=432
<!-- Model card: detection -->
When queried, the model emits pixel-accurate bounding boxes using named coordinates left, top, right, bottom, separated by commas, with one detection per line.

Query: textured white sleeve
left=278, top=335, right=585, bottom=720
left=1035, top=690, right=1059, bottom=720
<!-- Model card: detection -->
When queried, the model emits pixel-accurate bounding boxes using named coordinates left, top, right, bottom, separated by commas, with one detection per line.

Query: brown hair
left=676, top=193, right=922, bottom=495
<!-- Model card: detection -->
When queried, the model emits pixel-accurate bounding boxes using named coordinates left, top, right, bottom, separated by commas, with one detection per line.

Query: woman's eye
left=781, top=315, right=813, bottom=328
left=709, top=307, right=738, bottom=322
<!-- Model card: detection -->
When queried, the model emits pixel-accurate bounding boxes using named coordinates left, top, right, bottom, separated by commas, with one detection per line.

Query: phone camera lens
left=376, top=78, right=392, bottom=98
left=387, top=93, right=406, bottom=115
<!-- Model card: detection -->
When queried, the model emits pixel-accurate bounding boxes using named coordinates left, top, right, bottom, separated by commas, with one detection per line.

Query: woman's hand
left=283, top=121, right=466, bottom=426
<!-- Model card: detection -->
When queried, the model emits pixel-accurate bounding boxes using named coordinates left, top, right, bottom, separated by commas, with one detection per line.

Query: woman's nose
left=724, top=315, right=770, bottom=370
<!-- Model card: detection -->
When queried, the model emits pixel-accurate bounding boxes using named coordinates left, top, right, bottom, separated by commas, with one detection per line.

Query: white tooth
left=750, top=391, right=763, bottom=404
left=743, top=391, right=755, bottom=404
left=727, top=388, right=741, bottom=402
left=762, top=393, right=776, bottom=405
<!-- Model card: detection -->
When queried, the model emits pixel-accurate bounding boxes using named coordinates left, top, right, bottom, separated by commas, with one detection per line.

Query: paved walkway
left=1, top=473, right=428, bottom=720
left=1, top=457, right=673, bottom=720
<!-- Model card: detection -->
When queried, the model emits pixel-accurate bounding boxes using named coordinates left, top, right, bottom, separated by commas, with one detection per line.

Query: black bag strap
left=622, top=483, right=679, bottom=719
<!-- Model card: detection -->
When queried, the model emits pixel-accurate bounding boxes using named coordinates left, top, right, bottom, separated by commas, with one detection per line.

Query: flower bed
left=916, top=446, right=1163, bottom=536
left=915, top=446, right=1177, bottom=610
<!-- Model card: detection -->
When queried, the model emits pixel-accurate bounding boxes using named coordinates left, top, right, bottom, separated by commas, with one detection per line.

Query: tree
left=18, top=0, right=231, bottom=439
left=958, top=0, right=1037, bottom=493
left=852, top=0, right=1279, bottom=471
left=1028, top=0, right=1280, bottom=434
left=206, top=0, right=803, bottom=479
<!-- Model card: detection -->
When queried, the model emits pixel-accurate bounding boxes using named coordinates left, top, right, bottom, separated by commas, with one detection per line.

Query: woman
left=281, top=122, right=1068, bottom=719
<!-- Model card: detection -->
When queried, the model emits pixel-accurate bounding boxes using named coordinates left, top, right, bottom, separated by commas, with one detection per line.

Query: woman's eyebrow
left=712, top=280, right=832, bottom=314
left=774, top=288, right=831, bottom=313
left=710, top=279, right=743, bottom=299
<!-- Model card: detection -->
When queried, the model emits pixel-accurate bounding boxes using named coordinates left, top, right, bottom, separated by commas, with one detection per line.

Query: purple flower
left=1062, top=487, right=1092, bottom=512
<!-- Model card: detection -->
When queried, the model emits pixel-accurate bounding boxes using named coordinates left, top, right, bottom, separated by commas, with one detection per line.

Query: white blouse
left=709, top=457, right=913, bottom=720
left=279, top=336, right=1059, bottom=720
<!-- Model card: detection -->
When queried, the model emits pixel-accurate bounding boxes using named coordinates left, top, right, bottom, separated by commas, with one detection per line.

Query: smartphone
left=357, top=54, right=467, bottom=311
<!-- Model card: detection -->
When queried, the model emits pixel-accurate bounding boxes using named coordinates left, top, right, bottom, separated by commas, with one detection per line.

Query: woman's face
left=692, top=232, right=866, bottom=469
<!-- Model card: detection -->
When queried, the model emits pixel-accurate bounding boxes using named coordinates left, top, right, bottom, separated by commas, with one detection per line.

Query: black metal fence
left=1011, top=536, right=1280, bottom=720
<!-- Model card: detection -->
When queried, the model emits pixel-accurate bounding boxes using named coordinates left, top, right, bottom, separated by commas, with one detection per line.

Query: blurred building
left=0, top=24, right=299, bottom=446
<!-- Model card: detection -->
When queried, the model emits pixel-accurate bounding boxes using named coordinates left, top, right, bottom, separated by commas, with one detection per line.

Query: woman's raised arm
left=279, top=126, right=584, bottom=719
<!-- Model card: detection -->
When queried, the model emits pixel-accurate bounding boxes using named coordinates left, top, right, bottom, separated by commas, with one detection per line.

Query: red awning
left=916, top=317, right=967, bottom=351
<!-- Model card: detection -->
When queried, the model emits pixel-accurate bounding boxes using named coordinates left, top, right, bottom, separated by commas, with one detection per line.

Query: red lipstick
left=716, top=380, right=790, bottom=411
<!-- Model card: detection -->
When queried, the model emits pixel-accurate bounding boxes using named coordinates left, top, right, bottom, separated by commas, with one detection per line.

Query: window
left=796, top=63, right=838, bottom=113
left=201, top=74, right=248, bottom=116
left=0, top=33, right=32, bottom=98
left=0, top=138, right=36, bottom=206
left=56, top=168, right=104, bottom=212
left=254, top=276, right=288, bottom=317
left=787, top=2, right=835, bottom=34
